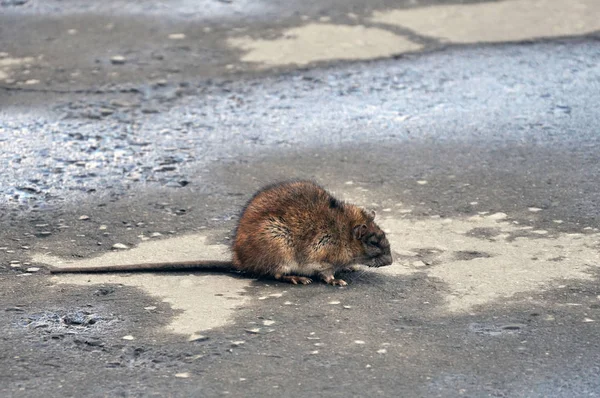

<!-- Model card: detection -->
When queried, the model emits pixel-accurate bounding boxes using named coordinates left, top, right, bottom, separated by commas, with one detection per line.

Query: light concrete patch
left=227, top=23, right=422, bottom=66
left=378, top=214, right=600, bottom=313
left=34, top=234, right=251, bottom=337
left=0, top=54, right=35, bottom=81
left=371, top=0, right=600, bottom=44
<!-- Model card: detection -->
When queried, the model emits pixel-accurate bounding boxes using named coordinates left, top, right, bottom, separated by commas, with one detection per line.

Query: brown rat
left=50, top=180, right=393, bottom=286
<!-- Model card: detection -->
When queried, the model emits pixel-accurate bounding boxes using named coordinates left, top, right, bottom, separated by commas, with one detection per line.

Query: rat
left=50, top=180, right=393, bottom=286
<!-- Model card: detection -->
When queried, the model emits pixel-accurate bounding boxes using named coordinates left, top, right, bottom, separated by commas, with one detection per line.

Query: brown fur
left=50, top=180, right=393, bottom=286
left=232, top=180, right=392, bottom=285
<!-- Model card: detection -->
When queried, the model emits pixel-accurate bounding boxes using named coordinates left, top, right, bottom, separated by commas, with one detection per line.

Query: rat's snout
left=379, top=253, right=393, bottom=267
left=370, top=253, right=393, bottom=268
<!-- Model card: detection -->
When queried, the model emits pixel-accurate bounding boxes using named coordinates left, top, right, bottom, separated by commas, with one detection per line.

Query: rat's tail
left=48, top=260, right=236, bottom=274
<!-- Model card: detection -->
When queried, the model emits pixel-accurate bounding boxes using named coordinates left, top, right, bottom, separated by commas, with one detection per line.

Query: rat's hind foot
left=274, top=274, right=313, bottom=285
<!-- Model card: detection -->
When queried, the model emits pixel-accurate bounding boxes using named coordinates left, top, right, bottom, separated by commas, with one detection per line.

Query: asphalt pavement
left=1, top=1, right=600, bottom=397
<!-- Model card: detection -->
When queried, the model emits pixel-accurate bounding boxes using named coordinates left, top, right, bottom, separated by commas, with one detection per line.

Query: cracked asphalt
left=1, top=0, right=600, bottom=397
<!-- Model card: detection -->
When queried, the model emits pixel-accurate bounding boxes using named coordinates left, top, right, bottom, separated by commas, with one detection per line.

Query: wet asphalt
left=2, top=1, right=600, bottom=397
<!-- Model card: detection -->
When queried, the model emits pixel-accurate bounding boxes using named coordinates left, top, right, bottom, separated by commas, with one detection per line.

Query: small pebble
left=262, top=320, right=275, bottom=326
left=528, top=207, right=542, bottom=212
left=245, top=328, right=261, bottom=334
left=153, top=165, right=176, bottom=172
left=417, top=180, right=428, bottom=185
left=144, top=306, right=157, bottom=310
left=79, top=215, right=90, bottom=220
left=112, top=243, right=129, bottom=250
left=487, top=212, right=507, bottom=220
left=328, top=300, right=341, bottom=305
left=168, top=33, right=186, bottom=40
left=583, top=318, right=595, bottom=323
left=122, top=335, right=135, bottom=341
left=377, top=348, right=387, bottom=354
left=110, top=55, right=126, bottom=64
left=231, top=341, right=245, bottom=346
left=174, top=372, right=190, bottom=378
left=188, top=334, right=209, bottom=342
left=151, top=232, right=162, bottom=237
left=354, top=340, right=366, bottom=344
left=26, top=267, right=40, bottom=272
left=99, top=225, right=107, bottom=230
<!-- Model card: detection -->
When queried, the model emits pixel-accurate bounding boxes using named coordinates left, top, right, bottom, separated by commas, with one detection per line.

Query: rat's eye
left=368, top=236, right=380, bottom=246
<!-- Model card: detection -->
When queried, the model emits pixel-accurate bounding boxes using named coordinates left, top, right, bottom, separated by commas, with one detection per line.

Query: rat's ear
left=362, top=208, right=376, bottom=220
left=353, top=224, right=368, bottom=240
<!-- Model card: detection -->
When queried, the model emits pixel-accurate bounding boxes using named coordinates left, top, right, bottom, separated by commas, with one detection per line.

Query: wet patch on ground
left=2, top=41, right=600, bottom=231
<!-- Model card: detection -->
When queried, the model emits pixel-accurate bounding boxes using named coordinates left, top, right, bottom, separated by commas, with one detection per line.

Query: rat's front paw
left=328, top=279, right=348, bottom=287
